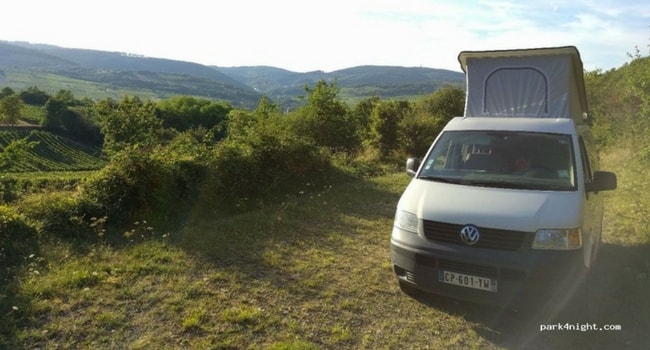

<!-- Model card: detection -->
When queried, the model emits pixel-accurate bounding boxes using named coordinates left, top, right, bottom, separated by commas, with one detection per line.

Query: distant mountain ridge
left=0, top=40, right=464, bottom=109
left=11, top=42, right=249, bottom=89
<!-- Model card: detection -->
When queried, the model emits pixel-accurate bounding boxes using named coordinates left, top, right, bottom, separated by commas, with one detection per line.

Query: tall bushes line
left=80, top=83, right=464, bottom=227
left=585, top=54, right=650, bottom=240
left=81, top=109, right=335, bottom=226
left=9, top=83, right=465, bottom=235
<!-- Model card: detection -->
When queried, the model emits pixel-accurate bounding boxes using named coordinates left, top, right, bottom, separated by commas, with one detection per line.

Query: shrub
left=0, top=206, right=38, bottom=347
left=0, top=174, right=85, bottom=204
left=368, top=100, right=410, bottom=159
left=96, top=96, right=163, bottom=156
left=16, top=192, right=97, bottom=239
left=151, top=132, right=211, bottom=207
left=0, top=178, right=19, bottom=203
left=288, top=80, right=360, bottom=153
left=81, top=146, right=176, bottom=225
left=81, top=135, right=215, bottom=227
left=209, top=121, right=333, bottom=209
left=330, top=147, right=398, bottom=178
left=0, top=206, right=38, bottom=279
left=398, top=113, right=447, bottom=159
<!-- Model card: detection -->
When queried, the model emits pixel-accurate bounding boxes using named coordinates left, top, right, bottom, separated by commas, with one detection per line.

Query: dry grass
left=2, top=168, right=648, bottom=349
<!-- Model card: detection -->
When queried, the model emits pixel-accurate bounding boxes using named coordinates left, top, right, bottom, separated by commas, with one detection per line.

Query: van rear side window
left=419, top=131, right=576, bottom=191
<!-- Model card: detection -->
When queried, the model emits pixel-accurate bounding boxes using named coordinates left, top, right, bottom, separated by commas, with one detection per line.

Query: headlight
left=532, top=229, right=582, bottom=250
left=394, top=210, right=418, bottom=233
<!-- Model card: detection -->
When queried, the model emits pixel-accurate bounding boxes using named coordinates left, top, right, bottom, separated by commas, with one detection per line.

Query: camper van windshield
left=418, top=130, right=576, bottom=191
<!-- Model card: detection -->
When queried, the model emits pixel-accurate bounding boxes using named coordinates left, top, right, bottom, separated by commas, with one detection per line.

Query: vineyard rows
left=0, top=130, right=106, bottom=172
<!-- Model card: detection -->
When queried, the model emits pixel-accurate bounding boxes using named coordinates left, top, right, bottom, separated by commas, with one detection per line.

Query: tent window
left=483, top=67, right=549, bottom=116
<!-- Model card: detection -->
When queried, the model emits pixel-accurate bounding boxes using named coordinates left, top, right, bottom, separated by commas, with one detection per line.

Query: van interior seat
left=464, top=153, right=499, bottom=172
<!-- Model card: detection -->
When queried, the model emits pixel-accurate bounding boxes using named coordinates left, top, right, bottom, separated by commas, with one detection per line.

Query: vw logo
left=460, top=225, right=480, bottom=245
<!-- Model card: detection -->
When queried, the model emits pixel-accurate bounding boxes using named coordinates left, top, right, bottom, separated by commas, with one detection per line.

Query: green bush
left=152, top=132, right=211, bottom=207
left=0, top=175, right=84, bottom=204
left=330, top=147, right=399, bottom=178
left=368, top=100, right=410, bottom=159
left=395, top=85, right=463, bottom=160
left=0, top=206, right=38, bottom=347
left=288, top=80, right=361, bottom=153
left=16, top=192, right=98, bottom=239
left=0, top=206, right=38, bottom=279
left=81, top=146, right=176, bottom=225
left=209, top=122, right=333, bottom=209
left=81, top=133, right=215, bottom=227
left=398, top=113, right=447, bottom=159
left=0, top=178, right=19, bottom=203
left=78, top=122, right=333, bottom=218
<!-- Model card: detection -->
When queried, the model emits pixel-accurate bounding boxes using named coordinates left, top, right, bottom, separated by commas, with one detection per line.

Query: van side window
left=578, top=137, right=593, bottom=183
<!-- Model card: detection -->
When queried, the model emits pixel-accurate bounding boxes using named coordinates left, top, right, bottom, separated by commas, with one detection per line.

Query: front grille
left=423, top=220, right=526, bottom=251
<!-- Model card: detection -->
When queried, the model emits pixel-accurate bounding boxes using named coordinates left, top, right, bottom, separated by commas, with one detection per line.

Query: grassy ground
left=2, top=153, right=648, bottom=349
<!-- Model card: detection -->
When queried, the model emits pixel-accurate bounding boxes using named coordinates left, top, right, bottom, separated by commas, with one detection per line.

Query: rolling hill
left=214, top=65, right=464, bottom=108
left=0, top=41, right=263, bottom=108
left=0, top=40, right=464, bottom=109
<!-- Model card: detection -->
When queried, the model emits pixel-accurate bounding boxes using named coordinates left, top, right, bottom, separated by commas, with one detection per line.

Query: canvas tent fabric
left=457, top=46, right=588, bottom=123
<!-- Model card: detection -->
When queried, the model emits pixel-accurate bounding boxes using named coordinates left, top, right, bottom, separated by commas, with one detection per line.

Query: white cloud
left=0, top=0, right=647, bottom=72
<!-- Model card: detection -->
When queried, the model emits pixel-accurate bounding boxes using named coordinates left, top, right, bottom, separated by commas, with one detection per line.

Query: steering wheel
left=523, top=166, right=558, bottom=179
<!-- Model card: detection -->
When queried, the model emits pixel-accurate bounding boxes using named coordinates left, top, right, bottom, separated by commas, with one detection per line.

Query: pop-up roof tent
left=458, top=46, right=588, bottom=123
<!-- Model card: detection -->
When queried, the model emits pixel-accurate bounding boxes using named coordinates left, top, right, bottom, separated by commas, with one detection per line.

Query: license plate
left=439, top=270, right=497, bottom=292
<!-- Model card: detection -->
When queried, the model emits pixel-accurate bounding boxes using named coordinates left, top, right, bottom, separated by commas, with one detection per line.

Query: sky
left=1, top=0, right=649, bottom=73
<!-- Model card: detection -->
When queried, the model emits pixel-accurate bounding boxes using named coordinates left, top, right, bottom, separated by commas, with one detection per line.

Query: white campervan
left=390, top=46, right=617, bottom=305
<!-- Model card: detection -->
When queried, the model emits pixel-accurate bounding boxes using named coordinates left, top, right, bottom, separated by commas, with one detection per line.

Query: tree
left=156, top=96, right=231, bottom=132
left=53, top=89, right=76, bottom=106
left=398, top=85, right=466, bottom=158
left=415, top=84, right=465, bottom=119
left=96, top=96, right=163, bottom=156
left=254, top=94, right=278, bottom=121
left=398, top=110, right=446, bottom=158
left=0, top=87, right=15, bottom=99
left=43, top=97, right=67, bottom=132
left=0, top=94, right=24, bottom=125
left=352, top=96, right=381, bottom=143
left=227, top=96, right=278, bottom=137
left=43, top=95, right=102, bottom=146
left=370, top=100, right=411, bottom=158
left=19, top=86, right=49, bottom=105
left=291, top=80, right=359, bottom=152
left=225, top=109, right=258, bottom=140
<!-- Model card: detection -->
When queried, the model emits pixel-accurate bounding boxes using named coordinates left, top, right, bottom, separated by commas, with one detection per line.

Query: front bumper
left=390, top=227, right=587, bottom=306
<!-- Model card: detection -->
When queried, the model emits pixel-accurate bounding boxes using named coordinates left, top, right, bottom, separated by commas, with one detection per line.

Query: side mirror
left=406, top=157, right=419, bottom=177
left=587, top=171, right=617, bottom=192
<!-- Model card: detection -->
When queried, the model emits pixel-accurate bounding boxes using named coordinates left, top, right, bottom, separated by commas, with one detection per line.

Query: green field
left=1, top=70, right=167, bottom=101
left=0, top=129, right=105, bottom=172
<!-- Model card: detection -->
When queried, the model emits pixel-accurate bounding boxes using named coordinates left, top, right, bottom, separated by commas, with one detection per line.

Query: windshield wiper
left=417, top=176, right=463, bottom=184
left=462, top=180, right=530, bottom=189
left=526, top=184, right=576, bottom=191
left=465, top=180, right=576, bottom=191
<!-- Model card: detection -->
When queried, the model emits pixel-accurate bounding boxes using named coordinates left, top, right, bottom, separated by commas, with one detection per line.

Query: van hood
left=398, top=179, right=583, bottom=232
